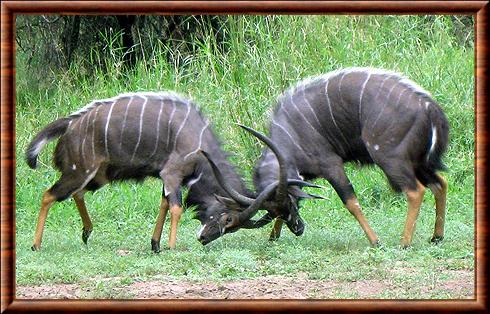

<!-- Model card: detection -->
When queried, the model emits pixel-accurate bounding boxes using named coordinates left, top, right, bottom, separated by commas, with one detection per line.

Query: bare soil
left=17, top=269, right=474, bottom=299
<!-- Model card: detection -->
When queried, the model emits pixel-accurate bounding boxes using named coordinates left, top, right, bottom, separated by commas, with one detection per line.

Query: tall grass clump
left=15, top=15, right=474, bottom=299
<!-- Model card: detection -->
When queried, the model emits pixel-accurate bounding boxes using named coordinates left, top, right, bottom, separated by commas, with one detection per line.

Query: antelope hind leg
left=31, top=191, right=57, bottom=251
left=429, top=174, right=447, bottom=243
left=400, top=180, right=425, bottom=248
left=32, top=166, right=100, bottom=251
left=73, top=190, right=93, bottom=245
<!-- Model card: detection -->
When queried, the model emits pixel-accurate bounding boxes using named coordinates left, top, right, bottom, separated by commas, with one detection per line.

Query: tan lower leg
left=32, top=191, right=57, bottom=250
left=269, top=219, right=284, bottom=240
left=345, top=197, right=379, bottom=246
left=429, top=174, right=447, bottom=241
left=401, top=180, right=425, bottom=248
left=73, top=191, right=93, bottom=232
left=152, top=198, right=169, bottom=244
left=168, top=205, right=183, bottom=249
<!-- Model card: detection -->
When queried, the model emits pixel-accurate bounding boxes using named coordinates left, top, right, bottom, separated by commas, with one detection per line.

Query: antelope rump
left=201, top=67, right=449, bottom=248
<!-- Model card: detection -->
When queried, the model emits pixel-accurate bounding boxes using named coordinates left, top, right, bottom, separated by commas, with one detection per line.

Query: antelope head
left=196, top=125, right=324, bottom=245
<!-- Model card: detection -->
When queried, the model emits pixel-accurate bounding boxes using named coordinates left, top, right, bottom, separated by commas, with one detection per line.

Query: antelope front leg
left=401, top=180, right=425, bottom=248
left=160, top=162, right=185, bottom=250
left=269, top=219, right=284, bottom=241
left=73, top=191, right=93, bottom=245
left=151, top=197, right=169, bottom=253
left=429, top=174, right=447, bottom=243
left=345, top=197, right=380, bottom=247
left=168, top=204, right=184, bottom=250
left=322, top=162, right=379, bottom=247
left=32, top=191, right=56, bottom=251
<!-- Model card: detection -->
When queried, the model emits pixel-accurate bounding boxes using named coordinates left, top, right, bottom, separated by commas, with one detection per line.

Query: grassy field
left=15, top=15, right=474, bottom=299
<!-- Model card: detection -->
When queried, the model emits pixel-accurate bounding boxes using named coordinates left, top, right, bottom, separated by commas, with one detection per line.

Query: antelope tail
left=25, top=118, right=71, bottom=169
left=426, top=102, right=449, bottom=172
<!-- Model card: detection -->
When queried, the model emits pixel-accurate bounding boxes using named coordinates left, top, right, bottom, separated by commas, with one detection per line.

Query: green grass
left=15, top=15, right=474, bottom=299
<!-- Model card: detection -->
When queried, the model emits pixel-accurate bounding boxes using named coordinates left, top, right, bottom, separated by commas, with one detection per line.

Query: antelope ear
left=214, top=194, right=242, bottom=211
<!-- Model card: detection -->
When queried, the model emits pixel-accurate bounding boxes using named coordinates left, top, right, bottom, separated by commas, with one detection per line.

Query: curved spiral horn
left=237, top=180, right=280, bottom=222
left=237, top=124, right=289, bottom=204
left=199, top=150, right=254, bottom=206
left=236, top=178, right=324, bottom=223
left=200, top=150, right=322, bottom=211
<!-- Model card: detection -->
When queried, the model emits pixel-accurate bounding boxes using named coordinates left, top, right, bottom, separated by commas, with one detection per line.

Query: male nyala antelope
left=26, top=91, right=311, bottom=252
left=203, top=67, right=449, bottom=248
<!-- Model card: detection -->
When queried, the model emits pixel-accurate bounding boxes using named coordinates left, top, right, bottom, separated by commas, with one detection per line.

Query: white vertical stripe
left=166, top=101, right=176, bottom=149
left=104, top=100, right=117, bottom=157
left=80, top=108, right=94, bottom=162
left=289, top=93, right=320, bottom=135
left=325, top=78, right=349, bottom=147
left=172, top=104, right=191, bottom=151
left=337, top=71, right=347, bottom=96
left=77, top=112, right=88, bottom=156
left=91, top=105, right=102, bottom=167
left=359, top=72, right=372, bottom=120
left=184, top=121, right=209, bottom=160
left=148, top=97, right=165, bottom=159
left=395, top=88, right=408, bottom=107
left=372, top=75, right=391, bottom=101
left=130, top=96, right=149, bottom=162
left=272, top=119, right=303, bottom=151
left=280, top=104, right=295, bottom=124
left=372, top=79, right=401, bottom=127
left=302, top=86, right=322, bottom=129
left=119, top=96, right=134, bottom=151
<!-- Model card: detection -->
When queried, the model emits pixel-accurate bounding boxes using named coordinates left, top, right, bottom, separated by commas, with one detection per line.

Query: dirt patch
left=17, top=269, right=474, bottom=299
left=125, top=276, right=340, bottom=299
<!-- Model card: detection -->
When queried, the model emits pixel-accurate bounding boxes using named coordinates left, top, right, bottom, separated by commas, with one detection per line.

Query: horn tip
left=309, top=193, right=328, bottom=200
left=237, top=123, right=251, bottom=131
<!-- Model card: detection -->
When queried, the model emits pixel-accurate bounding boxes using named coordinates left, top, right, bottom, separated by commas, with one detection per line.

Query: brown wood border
left=1, top=1, right=488, bottom=313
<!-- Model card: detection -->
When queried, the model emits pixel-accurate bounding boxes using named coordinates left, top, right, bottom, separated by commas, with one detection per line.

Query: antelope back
left=255, top=67, right=448, bottom=194
left=55, top=92, right=211, bottom=174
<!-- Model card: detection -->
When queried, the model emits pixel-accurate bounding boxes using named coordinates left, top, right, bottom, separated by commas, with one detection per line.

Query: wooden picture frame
left=1, top=1, right=488, bottom=313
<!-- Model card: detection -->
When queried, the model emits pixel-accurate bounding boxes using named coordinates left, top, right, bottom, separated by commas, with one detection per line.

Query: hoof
left=151, top=239, right=160, bottom=253
left=430, top=235, right=444, bottom=244
left=269, top=230, right=281, bottom=241
left=269, top=234, right=280, bottom=242
left=82, top=228, right=93, bottom=245
left=31, top=244, right=40, bottom=251
left=370, top=240, right=382, bottom=248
